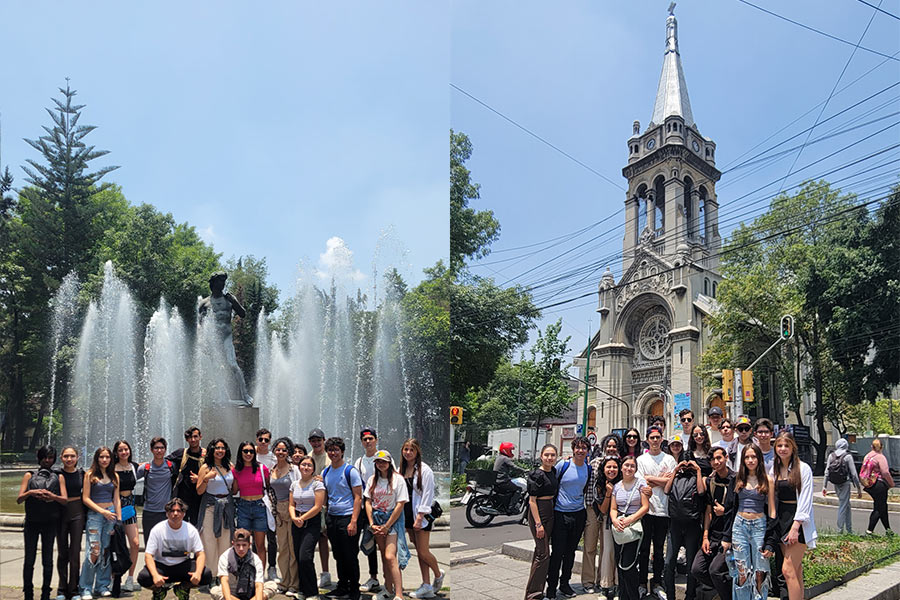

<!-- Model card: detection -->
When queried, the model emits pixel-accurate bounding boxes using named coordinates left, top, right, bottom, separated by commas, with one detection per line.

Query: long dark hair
left=622, top=428, right=641, bottom=457
left=112, top=439, right=134, bottom=466
left=88, top=446, right=119, bottom=487
left=235, top=441, right=259, bottom=473
left=689, top=424, right=711, bottom=455
left=600, top=434, right=622, bottom=457
left=372, top=456, right=395, bottom=493
left=597, top=456, right=622, bottom=499
left=735, top=443, right=769, bottom=496
left=204, top=438, right=232, bottom=470
left=772, top=432, right=801, bottom=492
left=401, top=438, right=423, bottom=492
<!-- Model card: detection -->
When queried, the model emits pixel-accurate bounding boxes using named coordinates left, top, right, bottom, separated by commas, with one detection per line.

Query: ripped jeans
left=80, top=508, right=115, bottom=596
left=730, top=514, right=769, bottom=600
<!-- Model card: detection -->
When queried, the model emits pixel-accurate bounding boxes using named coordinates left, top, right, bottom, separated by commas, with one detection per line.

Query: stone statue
left=198, top=271, right=253, bottom=406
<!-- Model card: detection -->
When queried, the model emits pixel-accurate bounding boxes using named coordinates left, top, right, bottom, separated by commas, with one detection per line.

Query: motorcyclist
left=494, top=442, right=527, bottom=512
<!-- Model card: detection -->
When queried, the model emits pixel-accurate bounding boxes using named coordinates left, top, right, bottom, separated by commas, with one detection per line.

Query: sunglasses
left=242, top=448, right=256, bottom=454
left=692, top=431, right=706, bottom=437
left=680, top=417, right=693, bottom=422
left=737, top=427, right=751, bottom=432
left=626, top=434, right=638, bottom=439
left=257, top=437, right=270, bottom=443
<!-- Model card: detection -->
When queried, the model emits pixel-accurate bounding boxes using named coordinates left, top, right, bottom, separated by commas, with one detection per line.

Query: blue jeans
left=80, top=509, right=115, bottom=596
left=731, top=514, right=769, bottom=600
left=236, top=498, right=268, bottom=532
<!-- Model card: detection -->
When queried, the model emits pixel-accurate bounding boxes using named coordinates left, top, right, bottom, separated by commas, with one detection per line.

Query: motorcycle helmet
left=499, top=442, right=515, bottom=457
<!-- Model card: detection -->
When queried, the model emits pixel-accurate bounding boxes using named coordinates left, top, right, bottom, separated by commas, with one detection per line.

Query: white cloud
left=315, top=236, right=366, bottom=282
left=199, top=225, right=216, bottom=243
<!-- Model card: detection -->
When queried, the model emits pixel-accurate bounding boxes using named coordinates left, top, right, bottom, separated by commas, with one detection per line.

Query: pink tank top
left=232, top=464, right=268, bottom=496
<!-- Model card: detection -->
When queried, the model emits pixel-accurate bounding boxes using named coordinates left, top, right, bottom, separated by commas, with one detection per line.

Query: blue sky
left=451, top=1, right=900, bottom=365
left=2, top=2, right=448, bottom=301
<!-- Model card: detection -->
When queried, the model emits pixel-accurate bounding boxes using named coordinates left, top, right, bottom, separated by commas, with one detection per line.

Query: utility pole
left=583, top=328, right=590, bottom=435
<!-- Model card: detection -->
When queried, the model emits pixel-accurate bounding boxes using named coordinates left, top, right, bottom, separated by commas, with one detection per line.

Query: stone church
left=577, top=8, right=728, bottom=435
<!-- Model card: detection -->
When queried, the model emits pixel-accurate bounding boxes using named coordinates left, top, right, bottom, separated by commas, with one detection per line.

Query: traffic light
left=722, top=369, right=734, bottom=403
left=450, top=406, right=463, bottom=425
left=780, top=315, right=794, bottom=340
left=742, top=370, right=754, bottom=405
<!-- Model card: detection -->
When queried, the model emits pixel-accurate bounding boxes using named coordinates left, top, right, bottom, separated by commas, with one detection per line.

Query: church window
left=680, top=345, right=684, bottom=364
left=698, top=186, right=708, bottom=242
left=602, top=360, right=606, bottom=377
left=704, top=278, right=709, bottom=296
left=684, top=176, right=694, bottom=236
left=712, top=281, right=718, bottom=298
left=654, top=176, right=666, bottom=233
left=639, top=314, right=671, bottom=360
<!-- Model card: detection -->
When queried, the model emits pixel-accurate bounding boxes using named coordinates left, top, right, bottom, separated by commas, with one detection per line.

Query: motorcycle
left=461, top=469, right=529, bottom=527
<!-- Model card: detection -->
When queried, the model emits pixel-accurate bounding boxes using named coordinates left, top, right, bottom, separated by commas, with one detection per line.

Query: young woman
left=688, top=424, right=713, bottom=477
left=232, top=440, right=271, bottom=569
left=525, top=444, right=558, bottom=600
left=196, top=438, right=235, bottom=584
left=622, top=429, right=642, bottom=459
left=731, top=444, right=775, bottom=600
left=600, top=434, right=622, bottom=459
left=596, top=456, right=622, bottom=600
left=80, top=446, right=122, bottom=599
left=18, top=445, right=66, bottom=600
left=401, top=438, right=444, bottom=599
left=773, top=432, right=816, bottom=600
left=270, top=437, right=301, bottom=596
left=290, top=455, right=326, bottom=600
left=291, top=443, right=308, bottom=467
left=55, top=445, right=84, bottom=600
left=609, top=455, right=650, bottom=600
left=365, top=450, right=409, bottom=600
left=862, top=438, right=895, bottom=535
left=664, top=435, right=704, bottom=600
left=112, top=440, right=140, bottom=592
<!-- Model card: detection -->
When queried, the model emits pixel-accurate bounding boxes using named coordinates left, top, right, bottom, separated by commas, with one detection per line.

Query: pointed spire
left=650, top=4, right=694, bottom=127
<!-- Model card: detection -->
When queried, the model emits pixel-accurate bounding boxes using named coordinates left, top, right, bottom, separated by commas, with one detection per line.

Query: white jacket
left=409, top=462, right=435, bottom=516
left=789, top=461, right=818, bottom=549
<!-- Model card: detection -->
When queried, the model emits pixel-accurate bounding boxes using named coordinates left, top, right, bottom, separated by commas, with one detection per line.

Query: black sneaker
left=559, top=584, right=577, bottom=598
left=326, top=588, right=350, bottom=599
left=546, top=589, right=557, bottom=600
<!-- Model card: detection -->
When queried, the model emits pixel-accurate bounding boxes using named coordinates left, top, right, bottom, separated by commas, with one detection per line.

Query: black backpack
left=667, top=470, right=701, bottom=520
left=25, top=468, right=62, bottom=520
left=827, top=453, right=850, bottom=485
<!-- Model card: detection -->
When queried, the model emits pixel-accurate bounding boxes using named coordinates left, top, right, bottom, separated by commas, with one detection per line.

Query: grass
left=803, top=532, right=900, bottom=588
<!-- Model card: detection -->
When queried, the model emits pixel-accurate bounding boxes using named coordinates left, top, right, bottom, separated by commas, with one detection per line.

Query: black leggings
left=867, top=479, right=892, bottom=533
left=23, top=519, right=58, bottom=600
left=293, top=522, right=320, bottom=597
left=57, top=501, right=85, bottom=598
left=665, top=518, right=701, bottom=600
left=614, top=539, right=642, bottom=600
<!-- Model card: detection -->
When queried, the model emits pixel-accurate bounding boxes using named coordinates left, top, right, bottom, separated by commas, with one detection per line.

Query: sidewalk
left=0, top=526, right=450, bottom=599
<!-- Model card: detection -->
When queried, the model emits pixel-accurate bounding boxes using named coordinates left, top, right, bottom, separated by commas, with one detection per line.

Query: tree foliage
left=450, top=130, right=499, bottom=275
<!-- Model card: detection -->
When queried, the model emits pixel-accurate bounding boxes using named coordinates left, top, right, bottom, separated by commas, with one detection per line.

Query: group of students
left=18, top=425, right=444, bottom=600
left=522, top=408, right=819, bottom=600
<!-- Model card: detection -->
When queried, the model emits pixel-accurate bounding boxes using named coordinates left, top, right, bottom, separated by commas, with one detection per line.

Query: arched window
left=637, top=184, right=648, bottom=234
left=588, top=406, right=597, bottom=430
left=704, top=278, right=709, bottom=296
left=698, top=186, right=708, bottom=242
left=654, top=175, right=666, bottom=233
left=683, top=176, right=694, bottom=237
left=712, top=281, right=718, bottom=298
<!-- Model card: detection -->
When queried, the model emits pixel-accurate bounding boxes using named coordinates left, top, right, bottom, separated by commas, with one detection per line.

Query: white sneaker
left=81, top=594, right=94, bottom=600
left=652, top=584, right=666, bottom=600
left=410, top=584, right=436, bottom=599
left=363, top=578, right=380, bottom=592
left=100, top=592, right=112, bottom=598
left=433, top=570, right=445, bottom=591
left=56, top=595, right=67, bottom=600
left=319, top=572, right=332, bottom=588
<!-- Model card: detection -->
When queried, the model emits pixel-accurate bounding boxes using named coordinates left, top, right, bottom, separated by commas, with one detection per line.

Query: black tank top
left=116, top=466, right=137, bottom=493
left=776, top=479, right=797, bottom=503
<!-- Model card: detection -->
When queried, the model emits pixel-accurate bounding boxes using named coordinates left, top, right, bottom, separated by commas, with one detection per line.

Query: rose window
left=639, top=314, right=671, bottom=360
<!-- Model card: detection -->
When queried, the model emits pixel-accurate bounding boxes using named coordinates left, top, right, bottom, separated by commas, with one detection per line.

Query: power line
left=855, top=0, right=900, bottom=21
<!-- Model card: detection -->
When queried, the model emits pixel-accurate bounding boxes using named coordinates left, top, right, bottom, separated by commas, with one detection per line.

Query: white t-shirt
left=636, top=451, right=677, bottom=516
left=217, top=548, right=264, bottom=584
left=256, top=451, right=276, bottom=470
left=363, top=473, right=409, bottom=513
left=708, top=427, right=723, bottom=445
left=146, top=521, right=204, bottom=566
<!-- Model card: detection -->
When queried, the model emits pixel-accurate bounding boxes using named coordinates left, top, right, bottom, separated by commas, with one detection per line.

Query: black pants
left=639, top=514, right=669, bottom=588
left=665, top=518, right=701, bottom=600
left=57, top=501, right=85, bottom=599
left=293, top=522, right=320, bottom=597
left=867, top=479, right=892, bottom=533
left=690, top=540, right=731, bottom=600
left=326, top=514, right=361, bottom=600
left=614, top=539, right=642, bottom=600
left=23, top=519, right=58, bottom=600
left=142, top=510, right=167, bottom=546
left=357, top=512, right=378, bottom=578
left=525, top=499, right=555, bottom=600
left=267, top=527, right=277, bottom=571
left=546, top=509, right=586, bottom=595
left=137, top=559, right=213, bottom=589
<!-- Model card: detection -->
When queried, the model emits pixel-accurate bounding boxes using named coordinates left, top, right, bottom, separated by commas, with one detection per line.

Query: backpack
left=667, top=470, right=701, bottom=520
left=827, top=453, right=850, bottom=485
left=25, top=468, right=62, bottom=521
left=28, top=467, right=61, bottom=495
left=859, top=455, right=880, bottom=488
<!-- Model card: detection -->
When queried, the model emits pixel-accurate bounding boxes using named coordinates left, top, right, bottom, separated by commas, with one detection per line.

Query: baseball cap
left=373, top=449, right=393, bottom=463
left=736, top=415, right=752, bottom=426
left=670, top=434, right=684, bottom=445
left=708, top=406, right=724, bottom=417
left=308, top=428, right=325, bottom=440
left=360, top=427, right=377, bottom=439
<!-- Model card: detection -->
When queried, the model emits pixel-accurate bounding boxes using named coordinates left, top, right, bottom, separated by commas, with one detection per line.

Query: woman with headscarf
left=861, top=438, right=895, bottom=535
left=821, top=438, right=861, bottom=534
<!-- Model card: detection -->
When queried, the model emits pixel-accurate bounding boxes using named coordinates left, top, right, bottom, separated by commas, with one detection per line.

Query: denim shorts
left=236, top=498, right=268, bottom=532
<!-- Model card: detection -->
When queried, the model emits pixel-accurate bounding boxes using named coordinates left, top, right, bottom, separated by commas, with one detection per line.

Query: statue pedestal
left=203, top=404, right=260, bottom=447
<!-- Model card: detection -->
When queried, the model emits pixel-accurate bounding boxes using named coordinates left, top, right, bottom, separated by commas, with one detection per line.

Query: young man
left=636, top=426, right=677, bottom=600
left=677, top=409, right=695, bottom=436
left=731, top=416, right=754, bottom=472
left=167, top=427, right=205, bottom=525
left=641, top=416, right=669, bottom=453
left=706, top=407, right=724, bottom=444
left=323, top=437, right=364, bottom=600
left=353, top=427, right=388, bottom=592
left=138, top=437, right=177, bottom=546
left=138, top=497, right=213, bottom=600
left=308, top=429, right=332, bottom=589
left=210, top=529, right=279, bottom=600
left=691, top=446, right=735, bottom=600
left=546, top=436, right=590, bottom=600
left=254, top=428, right=277, bottom=582
left=753, top=418, right=775, bottom=473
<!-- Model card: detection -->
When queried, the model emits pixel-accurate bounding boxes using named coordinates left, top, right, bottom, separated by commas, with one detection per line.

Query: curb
left=813, top=496, right=900, bottom=514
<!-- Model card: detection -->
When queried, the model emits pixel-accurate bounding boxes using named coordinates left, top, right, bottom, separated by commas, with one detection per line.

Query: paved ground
left=0, top=526, right=450, bottom=599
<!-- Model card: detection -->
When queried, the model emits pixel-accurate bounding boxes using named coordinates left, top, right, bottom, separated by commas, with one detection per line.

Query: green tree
left=450, top=130, right=499, bottom=275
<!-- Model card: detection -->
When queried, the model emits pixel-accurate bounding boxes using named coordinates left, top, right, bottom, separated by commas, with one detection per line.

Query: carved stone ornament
left=639, top=313, right=671, bottom=360
left=615, top=259, right=676, bottom=311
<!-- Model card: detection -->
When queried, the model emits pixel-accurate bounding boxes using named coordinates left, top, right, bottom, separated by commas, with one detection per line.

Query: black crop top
left=55, top=467, right=85, bottom=499
left=116, top=466, right=137, bottom=493
left=527, top=467, right=559, bottom=497
left=775, top=479, right=797, bottom=503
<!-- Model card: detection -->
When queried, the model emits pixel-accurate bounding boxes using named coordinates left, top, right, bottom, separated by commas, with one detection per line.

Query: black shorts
left=404, top=503, right=433, bottom=532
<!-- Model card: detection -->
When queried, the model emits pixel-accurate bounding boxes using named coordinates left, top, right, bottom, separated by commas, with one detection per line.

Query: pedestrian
left=731, top=444, right=775, bottom=600
left=663, top=434, right=703, bottom=600
left=622, top=429, right=642, bottom=459
left=254, top=429, right=278, bottom=582
left=137, top=497, right=213, bottom=597
left=861, top=438, right=895, bottom=535
left=270, top=437, right=301, bottom=595
left=323, top=436, right=364, bottom=600
left=168, top=427, right=205, bottom=526
left=641, top=417, right=669, bottom=453
left=363, top=450, right=410, bottom=600
left=209, top=528, right=279, bottom=600
left=307, top=428, right=333, bottom=589
left=55, top=445, right=86, bottom=600
left=599, top=434, right=622, bottom=459
left=80, top=446, right=122, bottom=599
left=714, top=419, right=736, bottom=461
left=773, top=432, right=817, bottom=600
left=401, top=438, right=444, bottom=599
left=458, top=441, right=471, bottom=474
left=609, top=455, right=650, bottom=600
left=691, top=446, right=735, bottom=600
left=137, top=437, right=178, bottom=546
left=232, top=441, right=271, bottom=570
left=112, top=440, right=141, bottom=593
left=291, top=444, right=308, bottom=464
left=525, top=444, right=559, bottom=600
left=289, top=455, right=326, bottom=600
left=196, top=438, right=236, bottom=589
left=595, top=455, right=622, bottom=600
left=822, top=438, right=862, bottom=534
left=636, top=426, right=676, bottom=600
left=18, top=445, right=67, bottom=600
left=545, top=436, right=591, bottom=600
left=354, top=427, right=389, bottom=593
